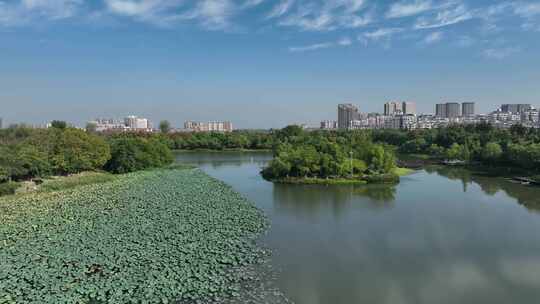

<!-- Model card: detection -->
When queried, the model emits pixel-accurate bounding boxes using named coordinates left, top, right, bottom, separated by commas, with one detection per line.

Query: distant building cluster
left=323, top=102, right=540, bottom=131
left=85, top=117, right=234, bottom=133
left=184, top=121, right=233, bottom=132
left=88, top=116, right=152, bottom=132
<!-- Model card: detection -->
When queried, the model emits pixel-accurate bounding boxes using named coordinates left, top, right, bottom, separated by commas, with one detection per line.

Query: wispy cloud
left=192, top=0, right=236, bottom=30
left=386, top=0, right=433, bottom=19
left=362, top=27, right=404, bottom=40
left=423, top=31, right=443, bottom=44
left=289, top=42, right=334, bottom=52
left=242, top=0, right=265, bottom=8
left=267, top=0, right=294, bottom=18
left=338, top=36, right=352, bottom=46
left=414, top=4, right=473, bottom=29
left=103, top=0, right=245, bottom=30
left=274, top=0, right=372, bottom=31
left=289, top=35, right=353, bottom=52
left=104, top=0, right=187, bottom=26
left=483, top=47, right=520, bottom=60
left=0, top=0, right=82, bottom=26
left=514, top=2, right=540, bottom=18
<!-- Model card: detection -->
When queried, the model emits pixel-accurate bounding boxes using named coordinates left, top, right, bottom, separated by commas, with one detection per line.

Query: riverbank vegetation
left=0, top=124, right=174, bottom=196
left=261, top=126, right=400, bottom=184
left=373, top=123, right=540, bottom=173
left=167, top=130, right=274, bottom=151
left=0, top=168, right=267, bottom=303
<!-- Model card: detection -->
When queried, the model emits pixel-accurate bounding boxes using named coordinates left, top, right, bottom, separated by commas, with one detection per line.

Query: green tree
left=50, top=120, right=67, bottom=130
left=159, top=120, right=171, bottom=134
left=51, top=129, right=111, bottom=174
left=86, top=122, right=98, bottom=133
left=105, top=136, right=173, bottom=174
left=445, top=143, right=463, bottom=160
left=482, top=142, right=503, bottom=164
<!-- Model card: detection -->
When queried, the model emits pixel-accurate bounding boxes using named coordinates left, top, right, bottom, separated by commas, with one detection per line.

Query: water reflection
left=273, top=183, right=396, bottom=215
left=176, top=151, right=540, bottom=304
left=175, top=151, right=271, bottom=169
left=426, top=166, right=540, bottom=211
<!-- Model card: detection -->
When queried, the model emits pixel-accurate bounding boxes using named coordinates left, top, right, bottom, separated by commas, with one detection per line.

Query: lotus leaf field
left=0, top=168, right=267, bottom=304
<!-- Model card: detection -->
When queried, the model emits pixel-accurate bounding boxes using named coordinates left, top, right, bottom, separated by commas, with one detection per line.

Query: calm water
left=176, top=151, right=540, bottom=304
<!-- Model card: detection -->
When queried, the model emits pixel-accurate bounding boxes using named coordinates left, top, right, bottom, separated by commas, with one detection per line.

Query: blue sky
left=1, top=0, right=539, bottom=128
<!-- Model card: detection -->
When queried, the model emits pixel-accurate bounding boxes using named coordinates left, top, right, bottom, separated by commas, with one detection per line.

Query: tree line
left=372, top=123, right=540, bottom=169
left=0, top=122, right=173, bottom=195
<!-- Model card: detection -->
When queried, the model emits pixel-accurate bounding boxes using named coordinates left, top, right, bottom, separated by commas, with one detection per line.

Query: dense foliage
left=167, top=131, right=274, bottom=150
left=0, top=168, right=267, bottom=303
left=261, top=126, right=397, bottom=182
left=105, top=135, right=174, bottom=174
left=0, top=126, right=174, bottom=194
left=0, top=127, right=110, bottom=180
left=372, top=123, right=540, bottom=170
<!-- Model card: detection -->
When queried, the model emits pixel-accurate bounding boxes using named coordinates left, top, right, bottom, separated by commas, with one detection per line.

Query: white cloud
left=22, top=0, right=82, bottom=19
left=279, top=10, right=334, bottom=31
left=242, top=0, right=264, bottom=8
left=362, top=27, right=404, bottom=40
left=0, top=0, right=81, bottom=26
left=272, top=0, right=372, bottom=31
left=267, top=0, right=294, bottom=18
left=104, top=0, right=240, bottom=30
left=193, top=0, right=235, bottom=30
left=514, top=2, right=540, bottom=18
left=423, top=31, right=443, bottom=44
left=483, top=47, right=520, bottom=60
left=386, top=0, right=432, bottom=19
left=289, top=42, right=333, bottom=52
left=289, top=36, right=353, bottom=52
left=104, top=0, right=186, bottom=26
left=414, top=4, right=473, bottom=29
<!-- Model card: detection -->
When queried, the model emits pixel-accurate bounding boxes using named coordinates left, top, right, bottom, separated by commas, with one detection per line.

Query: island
left=260, top=126, right=411, bottom=185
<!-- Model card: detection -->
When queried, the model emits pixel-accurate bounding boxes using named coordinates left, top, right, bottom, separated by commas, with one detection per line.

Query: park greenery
left=0, top=124, right=174, bottom=195
left=167, top=130, right=274, bottom=151
left=0, top=168, right=267, bottom=303
left=261, top=126, right=399, bottom=184
left=4, top=121, right=540, bottom=194
left=372, top=122, right=540, bottom=170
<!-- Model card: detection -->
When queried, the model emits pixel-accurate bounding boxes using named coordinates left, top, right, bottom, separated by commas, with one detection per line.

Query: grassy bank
left=0, top=168, right=267, bottom=303
left=393, top=167, right=415, bottom=176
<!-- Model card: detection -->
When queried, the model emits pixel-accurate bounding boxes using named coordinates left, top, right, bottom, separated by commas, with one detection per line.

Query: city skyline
left=2, top=100, right=540, bottom=129
left=1, top=0, right=540, bottom=128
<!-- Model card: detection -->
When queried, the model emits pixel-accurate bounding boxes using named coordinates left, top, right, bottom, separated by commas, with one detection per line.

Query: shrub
left=105, top=136, right=174, bottom=174
left=0, top=182, right=19, bottom=196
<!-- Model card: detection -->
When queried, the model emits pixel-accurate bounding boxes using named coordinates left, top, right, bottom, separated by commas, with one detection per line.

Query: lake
left=176, top=151, right=540, bottom=304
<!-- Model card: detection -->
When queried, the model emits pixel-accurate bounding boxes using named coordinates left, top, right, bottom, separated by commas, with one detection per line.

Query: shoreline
left=264, top=167, right=415, bottom=185
left=173, top=148, right=272, bottom=153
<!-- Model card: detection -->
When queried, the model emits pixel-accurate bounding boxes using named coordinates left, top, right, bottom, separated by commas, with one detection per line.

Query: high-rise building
left=446, top=103, right=461, bottom=118
left=320, top=120, right=338, bottom=130
left=435, top=104, right=447, bottom=118
left=462, top=102, right=475, bottom=116
left=0, top=117, right=3, bottom=129
left=124, top=116, right=150, bottom=130
left=384, top=102, right=403, bottom=116
left=403, top=102, right=416, bottom=115
left=184, top=121, right=233, bottom=132
left=338, top=104, right=359, bottom=129
left=501, top=104, right=532, bottom=113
